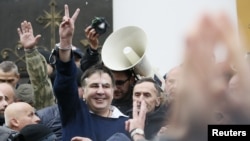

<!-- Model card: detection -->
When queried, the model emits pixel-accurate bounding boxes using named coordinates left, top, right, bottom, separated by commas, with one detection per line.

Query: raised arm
left=17, top=21, right=54, bottom=110
left=58, top=5, right=80, bottom=62
left=80, top=26, right=102, bottom=72
left=53, top=4, right=81, bottom=125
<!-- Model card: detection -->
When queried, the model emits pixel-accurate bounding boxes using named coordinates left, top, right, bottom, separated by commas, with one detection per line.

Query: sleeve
left=53, top=55, right=80, bottom=125
left=80, top=47, right=102, bottom=72
left=25, top=49, right=55, bottom=110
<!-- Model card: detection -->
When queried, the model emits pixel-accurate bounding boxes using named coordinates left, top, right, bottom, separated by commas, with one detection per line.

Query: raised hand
left=59, top=4, right=80, bottom=47
left=85, top=25, right=99, bottom=50
left=125, top=100, right=146, bottom=132
left=17, top=21, right=41, bottom=49
left=58, top=4, right=80, bottom=62
left=214, top=13, right=249, bottom=85
left=125, top=100, right=147, bottom=140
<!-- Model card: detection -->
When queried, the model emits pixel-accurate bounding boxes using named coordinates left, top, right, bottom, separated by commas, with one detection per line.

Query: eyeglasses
left=115, top=78, right=130, bottom=86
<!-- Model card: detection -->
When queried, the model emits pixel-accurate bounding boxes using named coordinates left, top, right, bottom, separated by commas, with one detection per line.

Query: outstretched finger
left=215, top=13, right=248, bottom=81
left=71, top=8, right=80, bottom=23
left=89, top=28, right=97, bottom=39
left=21, top=21, right=26, bottom=33
left=35, top=34, right=42, bottom=44
left=17, top=28, right=22, bottom=37
left=132, top=100, right=139, bottom=118
left=85, top=25, right=92, bottom=32
left=125, top=120, right=130, bottom=131
left=23, top=21, right=29, bottom=33
left=213, top=13, right=239, bottom=63
left=64, top=4, right=69, bottom=18
left=27, top=22, right=33, bottom=34
left=85, top=26, right=92, bottom=36
left=138, top=100, right=147, bottom=120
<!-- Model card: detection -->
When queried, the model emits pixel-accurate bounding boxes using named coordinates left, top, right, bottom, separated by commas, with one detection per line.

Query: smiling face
left=83, top=72, right=114, bottom=116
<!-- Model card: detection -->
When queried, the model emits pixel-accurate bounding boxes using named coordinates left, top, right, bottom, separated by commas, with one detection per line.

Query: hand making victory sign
left=58, top=4, right=80, bottom=62
left=59, top=4, right=80, bottom=49
left=125, top=100, right=147, bottom=140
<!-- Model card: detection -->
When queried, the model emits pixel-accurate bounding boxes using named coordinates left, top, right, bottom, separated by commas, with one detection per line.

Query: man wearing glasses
left=111, top=70, right=135, bottom=115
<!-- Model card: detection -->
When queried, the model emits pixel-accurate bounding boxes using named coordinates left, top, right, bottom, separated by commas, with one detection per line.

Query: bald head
left=0, top=83, right=16, bottom=104
left=4, top=102, right=40, bottom=131
left=165, top=65, right=181, bottom=96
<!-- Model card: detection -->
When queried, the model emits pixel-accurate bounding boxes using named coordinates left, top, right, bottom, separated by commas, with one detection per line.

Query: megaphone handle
left=131, top=68, right=140, bottom=81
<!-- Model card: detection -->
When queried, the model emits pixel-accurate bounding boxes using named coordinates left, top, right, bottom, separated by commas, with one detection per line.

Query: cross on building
left=36, top=0, right=62, bottom=50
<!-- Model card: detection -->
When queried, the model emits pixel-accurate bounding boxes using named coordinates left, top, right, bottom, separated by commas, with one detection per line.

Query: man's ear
left=81, top=87, right=86, bottom=99
left=10, top=118, right=19, bottom=128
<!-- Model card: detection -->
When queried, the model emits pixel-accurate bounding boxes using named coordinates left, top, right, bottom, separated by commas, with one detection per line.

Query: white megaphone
left=101, top=26, right=165, bottom=90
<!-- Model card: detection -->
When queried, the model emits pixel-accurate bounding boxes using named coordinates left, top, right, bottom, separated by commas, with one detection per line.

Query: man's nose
left=34, top=115, right=41, bottom=122
left=139, top=95, right=144, bottom=101
left=97, top=86, right=105, bottom=94
left=3, top=100, right=8, bottom=108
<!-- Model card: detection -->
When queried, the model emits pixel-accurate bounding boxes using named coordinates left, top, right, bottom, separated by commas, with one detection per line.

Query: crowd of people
left=0, top=4, right=250, bottom=141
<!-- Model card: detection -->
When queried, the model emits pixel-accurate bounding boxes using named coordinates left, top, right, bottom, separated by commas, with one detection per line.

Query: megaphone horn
left=101, top=26, right=164, bottom=90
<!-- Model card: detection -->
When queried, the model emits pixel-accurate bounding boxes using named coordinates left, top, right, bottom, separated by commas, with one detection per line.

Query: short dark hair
left=134, top=77, right=163, bottom=97
left=111, top=69, right=133, bottom=78
left=81, top=64, right=115, bottom=87
left=0, top=61, right=19, bottom=75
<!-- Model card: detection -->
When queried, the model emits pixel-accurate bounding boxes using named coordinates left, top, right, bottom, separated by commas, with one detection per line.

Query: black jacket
left=36, top=104, right=62, bottom=141
left=112, top=96, right=133, bottom=116
left=80, top=47, right=101, bottom=73
left=0, top=116, right=4, bottom=126
left=144, top=104, right=168, bottom=140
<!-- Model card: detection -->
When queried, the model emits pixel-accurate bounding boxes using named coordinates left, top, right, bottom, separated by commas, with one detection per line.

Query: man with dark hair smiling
left=81, top=25, right=136, bottom=116
left=52, top=4, right=129, bottom=141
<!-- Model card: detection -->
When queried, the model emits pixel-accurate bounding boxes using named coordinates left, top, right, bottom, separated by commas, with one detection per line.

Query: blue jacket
left=54, top=57, right=129, bottom=141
